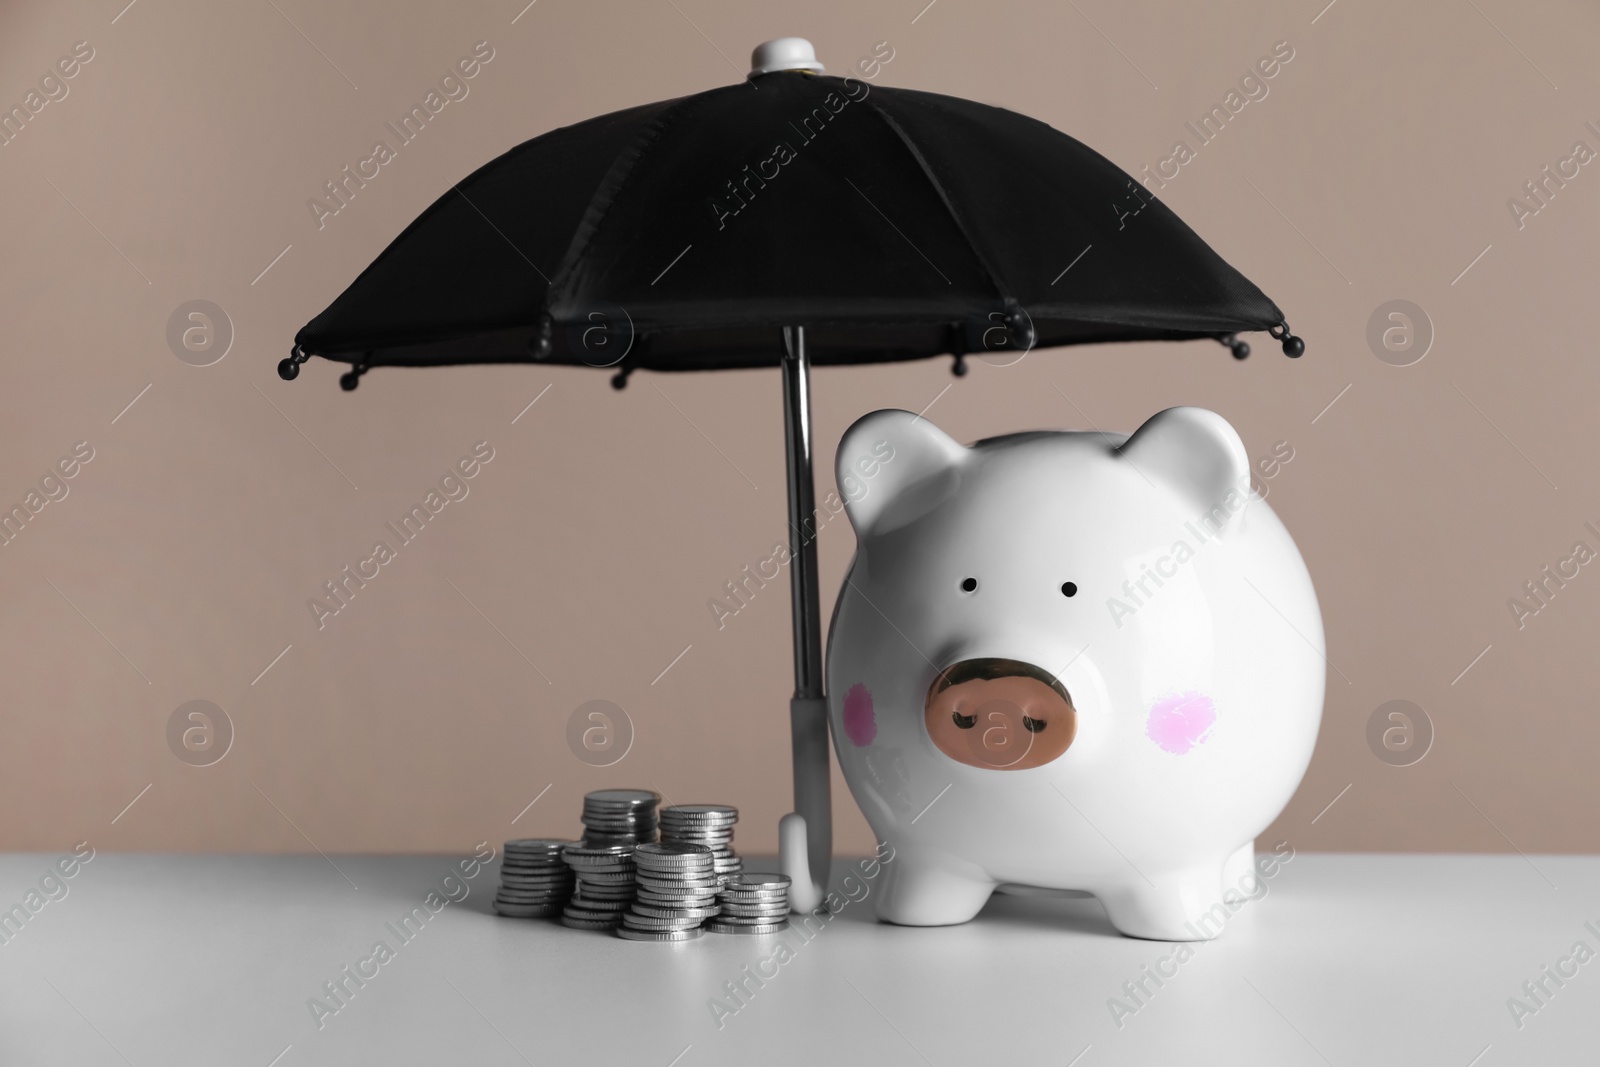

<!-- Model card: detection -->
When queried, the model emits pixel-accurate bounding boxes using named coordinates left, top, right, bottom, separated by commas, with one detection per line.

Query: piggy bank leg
left=874, top=846, right=995, bottom=926
left=1094, top=858, right=1232, bottom=941
left=1221, top=840, right=1255, bottom=892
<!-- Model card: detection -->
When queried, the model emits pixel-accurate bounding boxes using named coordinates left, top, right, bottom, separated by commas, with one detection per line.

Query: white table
left=1, top=852, right=1593, bottom=1065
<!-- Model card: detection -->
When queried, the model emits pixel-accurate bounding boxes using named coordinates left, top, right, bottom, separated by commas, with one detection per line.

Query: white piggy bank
left=825, top=407, right=1323, bottom=940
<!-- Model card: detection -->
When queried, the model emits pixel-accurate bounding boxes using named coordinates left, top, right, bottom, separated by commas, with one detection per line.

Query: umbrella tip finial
left=278, top=345, right=309, bottom=381
left=1269, top=322, right=1305, bottom=358
left=751, top=38, right=824, bottom=76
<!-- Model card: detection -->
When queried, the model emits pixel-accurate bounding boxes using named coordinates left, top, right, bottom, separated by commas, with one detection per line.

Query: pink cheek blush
left=1146, top=692, right=1216, bottom=755
left=842, top=683, right=876, bottom=747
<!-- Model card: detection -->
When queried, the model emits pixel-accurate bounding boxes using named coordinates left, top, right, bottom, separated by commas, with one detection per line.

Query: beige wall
left=3, top=0, right=1597, bottom=856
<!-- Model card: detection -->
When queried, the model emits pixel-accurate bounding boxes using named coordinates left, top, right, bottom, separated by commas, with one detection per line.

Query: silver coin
left=564, top=841, right=635, bottom=855
left=659, top=833, right=732, bottom=844
left=573, top=893, right=635, bottom=906
left=718, top=885, right=787, bottom=897
left=720, top=908, right=787, bottom=921
left=569, top=889, right=630, bottom=908
left=727, top=873, right=790, bottom=890
left=622, top=913, right=705, bottom=931
left=614, top=926, right=702, bottom=941
left=636, top=889, right=718, bottom=905
left=710, top=910, right=790, bottom=923
left=633, top=870, right=716, bottom=883
left=716, top=907, right=788, bottom=920
left=635, top=870, right=718, bottom=884
left=565, top=908, right=629, bottom=923
left=635, top=842, right=713, bottom=858
left=564, top=858, right=632, bottom=869
left=635, top=889, right=717, bottom=903
left=635, top=859, right=714, bottom=874
left=565, top=865, right=634, bottom=877
left=706, top=920, right=789, bottom=935
left=561, top=915, right=620, bottom=931
left=661, top=803, right=737, bottom=818
left=574, top=874, right=636, bottom=886
left=633, top=857, right=716, bottom=870
left=634, top=863, right=714, bottom=876
left=636, top=885, right=715, bottom=898
left=633, top=870, right=716, bottom=889
left=584, top=788, right=659, bottom=805
left=629, top=904, right=720, bottom=920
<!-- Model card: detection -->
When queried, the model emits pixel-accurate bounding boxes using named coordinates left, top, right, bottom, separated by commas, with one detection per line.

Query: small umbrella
left=282, top=37, right=1305, bottom=909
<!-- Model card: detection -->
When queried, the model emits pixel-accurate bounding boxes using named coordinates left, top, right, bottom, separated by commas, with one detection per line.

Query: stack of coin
left=618, top=843, right=718, bottom=941
left=707, top=873, right=791, bottom=935
left=659, top=804, right=743, bottom=884
left=494, top=838, right=576, bottom=918
left=581, top=789, right=660, bottom=846
left=559, top=843, right=637, bottom=929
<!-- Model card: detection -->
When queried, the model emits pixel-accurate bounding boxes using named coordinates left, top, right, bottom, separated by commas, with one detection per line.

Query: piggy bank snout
left=924, top=658, right=1077, bottom=770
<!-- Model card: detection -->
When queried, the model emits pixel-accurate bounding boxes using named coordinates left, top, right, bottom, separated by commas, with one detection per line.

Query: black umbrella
left=283, top=37, right=1304, bottom=907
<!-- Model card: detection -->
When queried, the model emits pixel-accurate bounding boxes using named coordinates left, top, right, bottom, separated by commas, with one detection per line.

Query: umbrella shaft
left=782, top=327, right=825, bottom=698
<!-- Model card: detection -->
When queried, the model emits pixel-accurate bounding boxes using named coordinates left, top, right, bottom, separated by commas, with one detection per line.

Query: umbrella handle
left=781, top=694, right=831, bottom=912
left=780, top=812, right=825, bottom=913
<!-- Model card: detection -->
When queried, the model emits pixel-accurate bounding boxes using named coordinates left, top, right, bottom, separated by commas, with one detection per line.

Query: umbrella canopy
left=287, top=43, right=1299, bottom=385
left=283, top=39, right=1305, bottom=911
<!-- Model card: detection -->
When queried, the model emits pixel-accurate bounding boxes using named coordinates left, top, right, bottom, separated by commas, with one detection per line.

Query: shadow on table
left=973, top=885, right=1123, bottom=938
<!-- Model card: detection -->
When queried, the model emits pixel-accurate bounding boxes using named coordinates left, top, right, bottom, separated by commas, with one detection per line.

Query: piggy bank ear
left=836, top=409, right=966, bottom=538
left=1118, top=407, right=1250, bottom=529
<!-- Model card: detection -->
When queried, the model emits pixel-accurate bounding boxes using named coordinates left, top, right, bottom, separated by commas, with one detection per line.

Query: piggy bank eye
left=1023, top=714, right=1047, bottom=733
left=960, top=577, right=978, bottom=593
left=1060, top=582, right=1078, bottom=597
left=952, top=711, right=977, bottom=729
